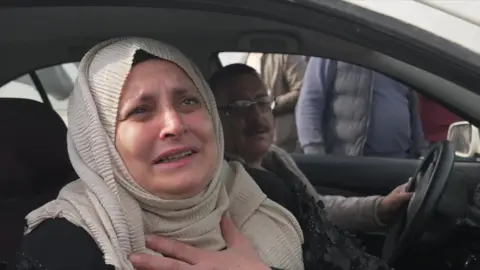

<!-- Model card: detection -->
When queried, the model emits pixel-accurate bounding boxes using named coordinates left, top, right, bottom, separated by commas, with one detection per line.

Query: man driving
left=208, top=63, right=411, bottom=231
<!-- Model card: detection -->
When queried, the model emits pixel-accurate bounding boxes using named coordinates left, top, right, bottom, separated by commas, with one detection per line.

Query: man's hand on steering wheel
left=382, top=140, right=455, bottom=264
left=377, top=183, right=413, bottom=224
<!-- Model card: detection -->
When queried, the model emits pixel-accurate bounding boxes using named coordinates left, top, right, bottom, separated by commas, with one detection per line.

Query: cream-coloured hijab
left=25, top=37, right=304, bottom=270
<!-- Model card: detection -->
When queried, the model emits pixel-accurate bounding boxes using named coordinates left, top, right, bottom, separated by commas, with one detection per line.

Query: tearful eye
left=126, top=105, right=150, bottom=118
left=182, top=98, right=200, bottom=106
left=132, top=107, right=147, bottom=114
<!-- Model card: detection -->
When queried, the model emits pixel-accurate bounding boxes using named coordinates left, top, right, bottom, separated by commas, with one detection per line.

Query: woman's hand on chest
left=129, top=215, right=270, bottom=270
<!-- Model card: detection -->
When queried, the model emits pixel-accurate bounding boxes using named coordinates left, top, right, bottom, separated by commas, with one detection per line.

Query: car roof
left=1, top=1, right=478, bottom=78
left=342, top=0, right=480, bottom=55
left=1, top=0, right=480, bottom=123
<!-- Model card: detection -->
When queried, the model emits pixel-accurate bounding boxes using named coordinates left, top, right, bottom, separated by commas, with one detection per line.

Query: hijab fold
left=25, top=37, right=304, bottom=270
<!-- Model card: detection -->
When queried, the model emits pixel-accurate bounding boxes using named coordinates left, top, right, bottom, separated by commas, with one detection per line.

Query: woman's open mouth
left=155, top=150, right=195, bottom=163
left=153, top=148, right=199, bottom=170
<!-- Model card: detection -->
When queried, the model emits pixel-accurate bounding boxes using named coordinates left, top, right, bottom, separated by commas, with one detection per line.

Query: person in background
left=296, top=57, right=428, bottom=158
left=244, top=53, right=307, bottom=153
left=418, top=93, right=463, bottom=144
left=208, top=63, right=411, bottom=234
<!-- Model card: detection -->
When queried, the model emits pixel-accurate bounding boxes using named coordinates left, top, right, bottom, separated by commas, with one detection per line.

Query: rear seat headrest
left=0, top=98, right=75, bottom=200
left=0, top=98, right=77, bottom=264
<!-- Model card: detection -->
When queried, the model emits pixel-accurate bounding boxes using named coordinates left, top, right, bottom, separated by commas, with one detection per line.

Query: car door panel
left=291, top=154, right=480, bottom=257
left=291, top=154, right=480, bottom=197
left=291, top=154, right=421, bottom=196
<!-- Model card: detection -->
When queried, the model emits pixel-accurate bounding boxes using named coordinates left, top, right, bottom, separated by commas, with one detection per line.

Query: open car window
left=217, top=51, right=464, bottom=159
left=0, top=63, right=78, bottom=124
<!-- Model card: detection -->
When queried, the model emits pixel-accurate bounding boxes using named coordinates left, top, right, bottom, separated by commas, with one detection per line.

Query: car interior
left=1, top=1, right=480, bottom=269
left=0, top=99, right=77, bottom=264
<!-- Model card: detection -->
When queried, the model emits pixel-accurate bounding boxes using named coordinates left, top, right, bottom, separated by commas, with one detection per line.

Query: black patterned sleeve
left=7, top=219, right=114, bottom=270
left=269, top=154, right=391, bottom=270
left=297, top=188, right=390, bottom=270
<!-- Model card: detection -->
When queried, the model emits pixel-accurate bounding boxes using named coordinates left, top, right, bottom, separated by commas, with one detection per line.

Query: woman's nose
left=159, top=109, right=187, bottom=139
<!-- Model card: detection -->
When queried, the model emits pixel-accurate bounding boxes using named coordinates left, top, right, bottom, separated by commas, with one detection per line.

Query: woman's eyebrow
left=120, top=92, right=155, bottom=110
left=172, top=87, right=195, bottom=98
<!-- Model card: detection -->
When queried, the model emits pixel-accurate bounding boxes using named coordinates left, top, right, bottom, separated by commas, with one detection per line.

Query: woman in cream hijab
left=10, top=37, right=388, bottom=270
left=9, top=37, right=301, bottom=270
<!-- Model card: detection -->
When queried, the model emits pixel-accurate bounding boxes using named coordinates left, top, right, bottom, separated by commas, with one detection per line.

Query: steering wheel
left=382, top=140, right=455, bottom=264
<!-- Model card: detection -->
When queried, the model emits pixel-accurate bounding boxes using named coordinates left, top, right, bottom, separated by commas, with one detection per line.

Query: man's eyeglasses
left=217, top=96, right=274, bottom=117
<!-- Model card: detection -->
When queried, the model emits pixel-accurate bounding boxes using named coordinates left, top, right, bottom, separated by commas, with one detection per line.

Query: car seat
left=0, top=98, right=77, bottom=266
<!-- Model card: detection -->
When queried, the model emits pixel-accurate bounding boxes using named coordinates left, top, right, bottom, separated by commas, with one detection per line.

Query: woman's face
left=115, top=59, right=218, bottom=199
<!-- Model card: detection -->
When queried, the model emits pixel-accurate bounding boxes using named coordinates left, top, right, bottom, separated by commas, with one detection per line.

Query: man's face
left=216, top=73, right=274, bottom=162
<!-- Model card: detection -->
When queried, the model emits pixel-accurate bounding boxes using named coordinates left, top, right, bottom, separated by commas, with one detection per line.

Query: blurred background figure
left=296, top=57, right=428, bottom=158
left=418, top=93, right=463, bottom=144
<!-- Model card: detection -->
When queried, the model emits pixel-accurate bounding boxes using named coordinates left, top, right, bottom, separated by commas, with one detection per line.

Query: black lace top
left=256, top=154, right=390, bottom=270
left=289, top=176, right=389, bottom=270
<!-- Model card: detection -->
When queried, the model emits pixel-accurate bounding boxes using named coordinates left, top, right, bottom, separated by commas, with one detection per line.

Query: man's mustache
left=244, top=122, right=270, bottom=136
